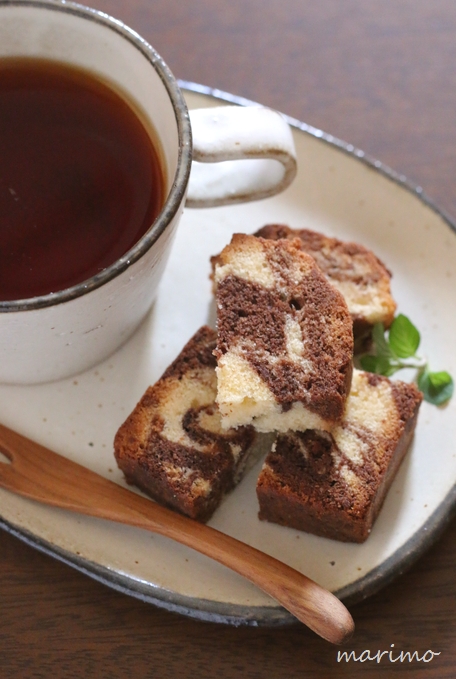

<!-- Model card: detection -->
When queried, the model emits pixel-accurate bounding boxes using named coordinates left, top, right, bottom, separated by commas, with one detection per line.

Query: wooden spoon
left=0, top=422, right=354, bottom=644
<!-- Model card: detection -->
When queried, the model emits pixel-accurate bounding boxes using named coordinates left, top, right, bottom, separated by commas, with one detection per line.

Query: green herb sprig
left=359, top=314, right=453, bottom=405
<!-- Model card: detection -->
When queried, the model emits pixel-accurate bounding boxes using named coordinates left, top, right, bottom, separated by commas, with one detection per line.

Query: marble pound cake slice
left=114, top=326, right=257, bottom=522
left=254, top=224, right=396, bottom=341
left=256, top=370, right=423, bottom=542
left=213, top=234, right=354, bottom=433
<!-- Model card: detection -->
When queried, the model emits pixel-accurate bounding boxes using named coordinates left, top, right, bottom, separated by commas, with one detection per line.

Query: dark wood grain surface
left=1, top=1, right=455, bottom=677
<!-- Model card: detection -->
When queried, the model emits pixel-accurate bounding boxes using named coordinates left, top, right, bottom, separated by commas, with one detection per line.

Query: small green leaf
left=418, top=369, right=454, bottom=405
left=371, top=323, right=393, bottom=358
left=388, top=314, right=420, bottom=358
left=359, top=311, right=452, bottom=406
left=428, top=371, right=453, bottom=388
left=360, top=354, right=396, bottom=376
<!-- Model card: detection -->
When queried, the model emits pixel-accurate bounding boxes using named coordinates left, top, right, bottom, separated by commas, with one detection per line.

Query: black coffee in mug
left=0, top=58, right=165, bottom=301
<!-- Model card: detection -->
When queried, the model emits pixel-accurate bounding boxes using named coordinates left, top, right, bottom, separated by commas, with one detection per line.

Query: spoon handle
left=0, top=423, right=353, bottom=644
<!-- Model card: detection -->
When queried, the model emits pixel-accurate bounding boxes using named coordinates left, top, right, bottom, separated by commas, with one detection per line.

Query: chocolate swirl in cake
left=254, top=224, right=397, bottom=339
left=256, top=370, right=423, bottom=542
left=213, top=234, right=354, bottom=432
left=114, top=326, right=256, bottom=522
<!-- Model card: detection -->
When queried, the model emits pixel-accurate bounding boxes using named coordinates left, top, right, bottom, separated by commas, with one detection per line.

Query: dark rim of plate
left=0, top=0, right=192, bottom=312
left=1, top=76, right=455, bottom=625
left=1, top=485, right=455, bottom=627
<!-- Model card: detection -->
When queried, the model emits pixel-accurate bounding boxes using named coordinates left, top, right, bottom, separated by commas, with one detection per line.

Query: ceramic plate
left=1, top=83, right=455, bottom=626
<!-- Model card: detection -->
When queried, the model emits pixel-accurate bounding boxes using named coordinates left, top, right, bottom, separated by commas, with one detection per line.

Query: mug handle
left=186, top=106, right=297, bottom=208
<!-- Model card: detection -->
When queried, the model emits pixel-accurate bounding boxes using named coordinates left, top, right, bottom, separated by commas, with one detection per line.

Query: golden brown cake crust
left=256, top=372, right=423, bottom=542
left=214, top=234, right=354, bottom=429
left=114, top=326, right=256, bottom=522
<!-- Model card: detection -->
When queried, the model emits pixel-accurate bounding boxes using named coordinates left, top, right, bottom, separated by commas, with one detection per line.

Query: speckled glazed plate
left=1, top=84, right=455, bottom=626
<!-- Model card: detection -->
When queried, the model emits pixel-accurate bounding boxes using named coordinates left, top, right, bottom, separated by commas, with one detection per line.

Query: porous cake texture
left=254, top=224, right=396, bottom=340
left=256, top=369, right=423, bottom=542
left=114, top=326, right=256, bottom=522
left=213, top=234, right=354, bottom=433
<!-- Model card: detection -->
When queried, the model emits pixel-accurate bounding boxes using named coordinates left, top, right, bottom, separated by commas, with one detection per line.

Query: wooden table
left=1, top=1, right=455, bottom=677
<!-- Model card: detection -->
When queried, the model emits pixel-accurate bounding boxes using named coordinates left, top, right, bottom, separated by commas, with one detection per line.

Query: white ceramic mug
left=0, top=0, right=297, bottom=384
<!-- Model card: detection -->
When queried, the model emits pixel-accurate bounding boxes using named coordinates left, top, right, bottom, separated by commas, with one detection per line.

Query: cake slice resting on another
left=213, top=233, right=354, bottom=433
